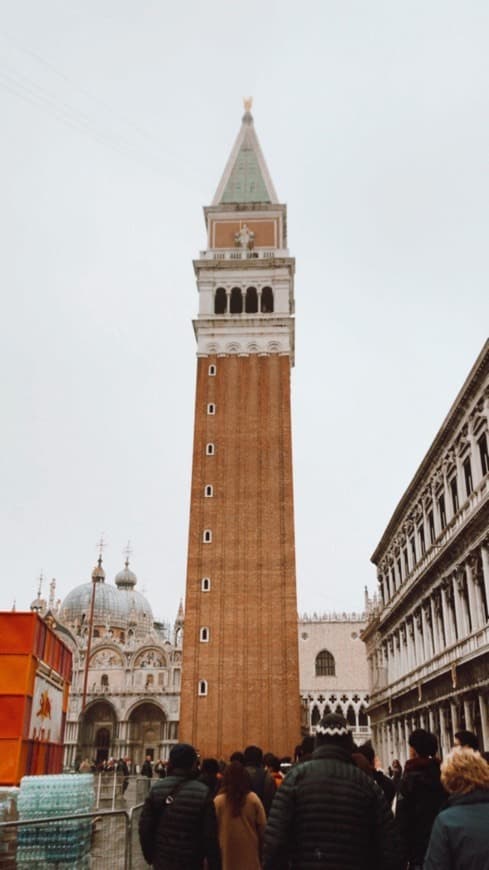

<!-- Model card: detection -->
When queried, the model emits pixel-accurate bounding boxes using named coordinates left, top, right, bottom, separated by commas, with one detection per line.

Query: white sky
left=1, top=0, right=488, bottom=624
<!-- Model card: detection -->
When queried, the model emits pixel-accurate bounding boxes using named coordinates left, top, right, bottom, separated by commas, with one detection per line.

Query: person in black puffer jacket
left=395, top=729, right=446, bottom=870
left=138, top=743, right=221, bottom=870
left=263, top=713, right=402, bottom=870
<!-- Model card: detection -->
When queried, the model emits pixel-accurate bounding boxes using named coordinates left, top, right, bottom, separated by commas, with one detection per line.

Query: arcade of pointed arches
left=303, top=691, right=371, bottom=738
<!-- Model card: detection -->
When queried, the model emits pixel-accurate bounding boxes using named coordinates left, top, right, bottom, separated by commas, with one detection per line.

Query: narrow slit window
left=479, top=432, right=489, bottom=476
left=464, top=456, right=473, bottom=497
left=198, top=680, right=208, bottom=696
left=450, top=477, right=459, bottom=514
left=207, top=403, right=215, bottom=415
left=205, top=485, right=213, bottom=497
left=201, top=577, right=211, bottom=592
left=206, top=443, right=215, bottom=456
left=208, top=364, right=217, bottom=376
left=200, top=627, right=209, bottom=642
left=203, top=529, right=212, bottom=543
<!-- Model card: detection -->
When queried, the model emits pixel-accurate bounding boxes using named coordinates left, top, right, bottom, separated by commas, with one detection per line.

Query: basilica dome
left=59, top=559, right=153, bottom=635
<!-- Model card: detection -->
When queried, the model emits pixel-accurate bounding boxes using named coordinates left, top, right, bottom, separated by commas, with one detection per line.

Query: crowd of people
left=138, top=714, right=489, bottom=869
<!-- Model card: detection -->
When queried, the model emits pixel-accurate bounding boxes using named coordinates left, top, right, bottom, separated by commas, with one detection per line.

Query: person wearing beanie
left=263, top=713, right=402, bottom=869
left=139, top=742, right=221, bottom=869
left=396, top=729, right=446, bottom=869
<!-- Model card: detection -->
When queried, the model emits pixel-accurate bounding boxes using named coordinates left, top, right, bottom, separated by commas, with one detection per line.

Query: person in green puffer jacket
left=139, top=743, right=221, bottom=870
left=424, top=746, right=489, bottom=870
left=263, top=713, right=403, bottom=870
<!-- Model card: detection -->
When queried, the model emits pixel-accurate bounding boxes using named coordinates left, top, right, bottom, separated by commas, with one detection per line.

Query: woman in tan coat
left=214, top=760, right=266, bottom=870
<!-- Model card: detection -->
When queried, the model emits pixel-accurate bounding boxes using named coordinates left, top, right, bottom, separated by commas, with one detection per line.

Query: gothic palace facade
left=363, top=340, right=489, bottom=763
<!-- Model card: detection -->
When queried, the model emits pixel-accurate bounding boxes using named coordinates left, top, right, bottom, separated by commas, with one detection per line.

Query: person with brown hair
left=214, top=760, right=266, bottom=870
left=424, top=747, right=489, bottom=869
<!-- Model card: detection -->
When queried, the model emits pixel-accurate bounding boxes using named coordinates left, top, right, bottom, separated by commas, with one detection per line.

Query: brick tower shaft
left=180, top=104, right=301, bottom=758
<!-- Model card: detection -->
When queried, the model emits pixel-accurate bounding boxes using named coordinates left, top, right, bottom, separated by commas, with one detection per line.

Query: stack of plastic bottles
left=16, top=774, right=94, bottom=868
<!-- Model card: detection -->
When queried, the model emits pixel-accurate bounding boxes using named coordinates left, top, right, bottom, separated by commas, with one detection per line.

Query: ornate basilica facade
left=363, top=340, right=489, bottom=765
left=32, top=557, right=182, bottom=769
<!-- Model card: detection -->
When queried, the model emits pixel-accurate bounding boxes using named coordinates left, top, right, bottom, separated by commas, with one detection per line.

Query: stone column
left=441, top=581, right=454, bottom=646
left=451, top=701, right=460, bottom=739
left=431, top=481, right=441, bottom=538
left=480, top=542, right=489, bottom=619
left=414, top=610, right=424, bottom=665
left=466, top=556, right=483, bottom=631
left=455, top=568, right=470, bottom=637
left=428, top=708, right=436, bottom=734
left=225, top=288, right=231, bottom=313
left=421, top=602, right=433, bottom=660
left=455, top=447, right=465, bottom=507
left=430, top=596, right=440, bottom=654
left=439, top=707, right=449, bottom=758
left=464, top=698, right=474, bottom=732
left=468, top=420, right=484, bottom=485
left=478, top=694, right=489, bottom=753
left=443, top=460, right=453, bottom=523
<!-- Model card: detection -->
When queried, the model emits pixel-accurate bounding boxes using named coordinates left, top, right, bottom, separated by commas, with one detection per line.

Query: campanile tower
left=180, top=103, right=300, bottom=758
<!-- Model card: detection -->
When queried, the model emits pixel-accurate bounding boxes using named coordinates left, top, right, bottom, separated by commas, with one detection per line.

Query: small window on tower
left=208, top=364, right=217, bottom=376
left=206, top=443, right=215, bottom=456
left=205, top=485, right=213, bottom=497
left=203, top=529, right=212, bottom=543
left=198, top=679, right=208, bottom=696
left=201, top=577, right=211, bottom=592
left=200, top=627, right=209, bottom=642
left=207, top=403, right=215, bottom=415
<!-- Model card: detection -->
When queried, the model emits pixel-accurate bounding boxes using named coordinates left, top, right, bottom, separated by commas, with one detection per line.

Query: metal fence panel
left=128, top=804, right=147, bottom=870
left=0, top=809, right=132, bottom=870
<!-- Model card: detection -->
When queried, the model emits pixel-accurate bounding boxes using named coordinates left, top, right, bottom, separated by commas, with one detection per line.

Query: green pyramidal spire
left=213, top=101, right=279, bottom=205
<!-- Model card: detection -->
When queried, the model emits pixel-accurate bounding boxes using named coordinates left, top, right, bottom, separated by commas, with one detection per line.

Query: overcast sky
left=1, top=0, right=488, bottom=625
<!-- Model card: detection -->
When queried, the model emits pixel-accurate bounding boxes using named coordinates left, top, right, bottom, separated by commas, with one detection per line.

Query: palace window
left=479, top=432, right=489, bottom=476
left=261, top=286, right=274, bottom=313
left=438, top=493, right=447, bottom=529
left=101, top=674, right=109, bottom=688
left=214, top=287, right=226, bottom=315
left=315, top=649, right=336, bottom=677
left=419, top=524, right=426, bottom=556
left=450, top=477, right=459, bottom=514
left=206, top=443, right=215, bottom=456
left=205, top=485, right=213, bottom=497
left=410, top=537, right=416, bottom=566
left=428, top=511, right=435, bottom=544
left=203, top=529, right=212, bottom=543
left=201, top=577, right=211, bottom=592
left=230, top=287, right=243, bottom=314
left=200, top=627, right=209, bottom=642
left=403, top=548, right=409, bottom=578
left=198, top=680, right=208, bottom=696
left=207, top=403, right=215, bottom=415
left=208, top=364, right=216, bottom=376
left=464, top=456, right=473, bottom=497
